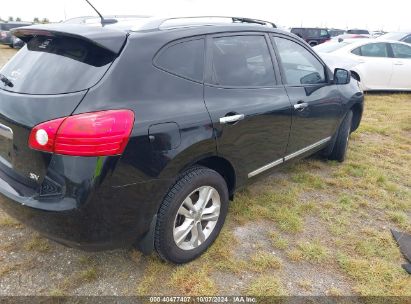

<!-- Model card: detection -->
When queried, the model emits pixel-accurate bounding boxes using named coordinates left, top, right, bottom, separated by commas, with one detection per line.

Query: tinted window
left=0, top=36, right=116, bottom=94
left=274, top=37, right=326, bottom=86
left=155, top=39, right=204, bottom=82
left=291, top=29, right=303, bottom=35
left=351, top=47, right=361, bottom=55
left=210, top=36, right=275, bottom=87
left=348, top=29, right=369, bottom=35
left=329, top=30, right=345, bottom=37
left=391, top=43, right=411, bottom=58
left=307, top=29, right=320, bottom=37
left=320, top=30, right=329, bottom=37
left=355, top=43, right=388, bottom=57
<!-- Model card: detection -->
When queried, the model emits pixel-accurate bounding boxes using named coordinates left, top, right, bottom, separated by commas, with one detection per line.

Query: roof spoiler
left=11, top=23, right=127, bottom=54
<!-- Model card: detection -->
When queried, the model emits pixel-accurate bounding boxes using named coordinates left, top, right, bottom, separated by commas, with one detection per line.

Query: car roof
left=12, top=17, right=288, bottom=53
left=333, top=38, right=411, bottom=52
left=291, top=27, right=328, bottom=30
left=61, top=16, right=277, bottom=32
left=128, top=16, right=277, bottom=32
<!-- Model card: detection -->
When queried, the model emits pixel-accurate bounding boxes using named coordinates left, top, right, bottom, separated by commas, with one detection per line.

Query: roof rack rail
left=231, top=17, right=276, bottom=28
left=137, top=16, right=277, bottom=30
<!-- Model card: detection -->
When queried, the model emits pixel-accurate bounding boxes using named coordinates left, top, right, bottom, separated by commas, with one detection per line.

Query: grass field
left=0, top=45, right=410, bottom=296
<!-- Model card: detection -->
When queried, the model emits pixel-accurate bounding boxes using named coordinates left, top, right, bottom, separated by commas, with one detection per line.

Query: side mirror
left=334, top=68, right=351, bottom=85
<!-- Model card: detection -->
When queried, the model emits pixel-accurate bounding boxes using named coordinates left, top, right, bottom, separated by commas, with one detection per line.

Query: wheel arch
left=195, top=156, right=236, bottom=199
left=350, top=102, right=363, bottom=133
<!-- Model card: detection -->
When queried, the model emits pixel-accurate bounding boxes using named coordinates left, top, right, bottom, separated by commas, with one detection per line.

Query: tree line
left=0, top=17, right=50, bottom=23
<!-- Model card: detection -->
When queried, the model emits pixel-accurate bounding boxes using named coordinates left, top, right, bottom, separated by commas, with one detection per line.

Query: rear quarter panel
left=74, top=32, right=216, bottom=187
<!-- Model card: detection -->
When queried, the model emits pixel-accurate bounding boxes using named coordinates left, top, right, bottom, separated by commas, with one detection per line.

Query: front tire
left=327, top=111, right=353, bottom=162
left=155, top=166, right=229, bottom=264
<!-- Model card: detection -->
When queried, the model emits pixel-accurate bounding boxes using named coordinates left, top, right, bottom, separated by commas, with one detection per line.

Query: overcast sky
left=1, top=0, right=410, bottom=31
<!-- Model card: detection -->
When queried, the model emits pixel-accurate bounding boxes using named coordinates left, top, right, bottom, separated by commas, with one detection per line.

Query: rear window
left=347, top=29, right=369, bottom=35
left=155, top=38, right=205, bottom=82
left=0, top=35, right=116, bottom=94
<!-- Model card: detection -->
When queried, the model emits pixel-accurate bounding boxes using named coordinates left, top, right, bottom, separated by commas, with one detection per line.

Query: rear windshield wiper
left=0, top=74, right=14, bottom=88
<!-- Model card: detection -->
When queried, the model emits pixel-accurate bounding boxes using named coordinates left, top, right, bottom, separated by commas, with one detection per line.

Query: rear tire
left=327, top=111, right=353, bottom=162
left=154, top=166, right=229, bottom=264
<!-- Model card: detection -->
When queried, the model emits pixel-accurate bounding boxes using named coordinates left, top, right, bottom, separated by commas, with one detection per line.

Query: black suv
left=290, top=27, right=331, bottom=46
left=0, top=17, right=363, bottom=263
left=0, top=22, right=31, bottom=47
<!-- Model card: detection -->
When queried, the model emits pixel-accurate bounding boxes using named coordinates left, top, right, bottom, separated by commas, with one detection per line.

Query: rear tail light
left=29, top=110, right=135, bottom=156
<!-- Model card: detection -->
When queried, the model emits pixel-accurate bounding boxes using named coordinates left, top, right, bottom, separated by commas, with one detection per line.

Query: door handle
left=294, top=102, right=308, bottom=111
left=219, top=114, right=245, bottom=124
left=394, top=61, right=404, bottom=66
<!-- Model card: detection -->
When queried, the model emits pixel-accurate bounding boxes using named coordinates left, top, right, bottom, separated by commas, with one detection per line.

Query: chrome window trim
left=248, top=136, right=331, bottom=178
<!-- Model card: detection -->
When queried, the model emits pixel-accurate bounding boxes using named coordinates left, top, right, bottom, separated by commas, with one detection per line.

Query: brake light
left=29, top=110, right=135, bottom=156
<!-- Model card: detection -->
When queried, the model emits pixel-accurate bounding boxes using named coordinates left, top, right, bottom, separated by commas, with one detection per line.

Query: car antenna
left=84, top=0, right=117, bottom=26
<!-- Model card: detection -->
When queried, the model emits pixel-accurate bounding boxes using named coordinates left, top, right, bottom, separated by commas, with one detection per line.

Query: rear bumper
left=0, top=156, right=170, bottom=251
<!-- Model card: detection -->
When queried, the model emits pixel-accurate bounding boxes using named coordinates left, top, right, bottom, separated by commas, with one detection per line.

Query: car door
left=271, top=35, right=343, bottom=156
left=389, top=43, right=411, bottom=90
left=350, top=42, right=393, bottom=90
left=203, top=33, right=292, bottom=184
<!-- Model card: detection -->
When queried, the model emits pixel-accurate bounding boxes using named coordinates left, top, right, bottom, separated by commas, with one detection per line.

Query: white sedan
left=314, top=39, right=411, bottom=91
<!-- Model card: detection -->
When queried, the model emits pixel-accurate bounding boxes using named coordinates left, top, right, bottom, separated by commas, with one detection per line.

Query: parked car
left=0, top=17, right=363, bottom=263
left=332, top=34, right=370, bottom=42
left=11, top=36, right=25, bottom=49
left=371, top=31, right=386, bottom=38
left=314, top=40, right=363, bottom=80
left=347, top=29, right=370, bottom=37
left=290, top=27, right=331, bottom=46
left=377, top=32, right=411, bottom=44
left=0, top=22, right=31, bottom=47
left=329, top=29, right=345, bottom=37
left=315, top=39, right=411, bottom=91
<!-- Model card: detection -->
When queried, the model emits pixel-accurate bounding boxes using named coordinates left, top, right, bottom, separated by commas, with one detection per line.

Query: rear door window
left=391, top=43, right=411, bottom=58
left=210, top=35, right=276, bottom=87
left=154, top=38, right=205, bottom=82
left=353, top=43, right=389, bottom=57
left=0, top=36, right=116, bottom=95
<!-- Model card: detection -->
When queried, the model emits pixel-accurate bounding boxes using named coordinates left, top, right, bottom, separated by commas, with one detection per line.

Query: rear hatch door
left=0, top=24, right=127, bottom=190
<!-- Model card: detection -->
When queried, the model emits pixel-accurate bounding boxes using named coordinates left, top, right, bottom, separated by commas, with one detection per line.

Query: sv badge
left=29, top=173, right=40, bottom=181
